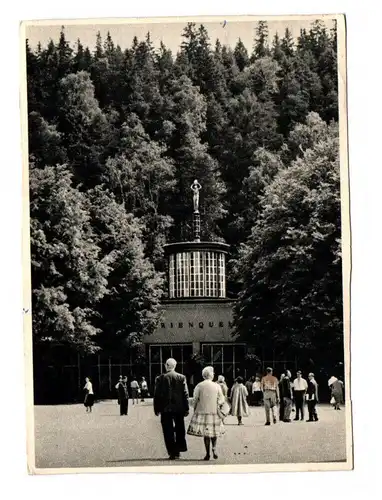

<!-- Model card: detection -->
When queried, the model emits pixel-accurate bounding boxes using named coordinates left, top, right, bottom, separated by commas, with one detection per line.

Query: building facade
left=33, top=183, right=248, bottom=403
left=142, top=187, right=246, bottom=388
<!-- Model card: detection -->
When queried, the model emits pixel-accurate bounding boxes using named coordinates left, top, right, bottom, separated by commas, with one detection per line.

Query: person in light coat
left=329, top=376, right=344, bottom=410
left=187, top=366, right=225, bottom=461
left=230, top=376, right=250, bottom=425
left=217, top=375, right=228, bottom=399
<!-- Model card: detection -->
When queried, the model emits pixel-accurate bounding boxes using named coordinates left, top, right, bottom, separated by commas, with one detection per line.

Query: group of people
left=152, top=360, right=345, bottom=461
left=114, top=375, right=149, bottom=415
left=82, top=375, right=149, bottom=415
left=242, top=368, right=344, bottom=424
left=215, top=369, right=320, bottom=426
left=82, top=361, right=345, bottom=460
left=153, top=358, right=224, bottom=461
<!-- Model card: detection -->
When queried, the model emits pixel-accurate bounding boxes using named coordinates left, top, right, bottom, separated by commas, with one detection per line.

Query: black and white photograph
left=21, top=14, right=351, bottom=473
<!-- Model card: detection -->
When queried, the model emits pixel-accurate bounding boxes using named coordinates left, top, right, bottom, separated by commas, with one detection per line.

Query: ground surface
left=34, top=400, right=347, bottom=468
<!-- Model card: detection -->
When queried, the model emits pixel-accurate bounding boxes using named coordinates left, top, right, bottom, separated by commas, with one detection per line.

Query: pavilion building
left=142, top=182, right=246, bottom=388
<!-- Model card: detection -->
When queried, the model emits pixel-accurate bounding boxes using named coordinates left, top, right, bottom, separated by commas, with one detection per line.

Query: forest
left=26, top=20, right=343, bottom=369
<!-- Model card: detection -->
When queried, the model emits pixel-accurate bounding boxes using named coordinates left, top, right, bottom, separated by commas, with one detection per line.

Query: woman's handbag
left=217, top=399, right=230, bottom=419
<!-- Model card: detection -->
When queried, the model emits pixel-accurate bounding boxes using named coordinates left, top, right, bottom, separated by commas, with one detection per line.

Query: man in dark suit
left=115, top=375, right=129, bottom=416
left=153, top=358, right=189, bottom=460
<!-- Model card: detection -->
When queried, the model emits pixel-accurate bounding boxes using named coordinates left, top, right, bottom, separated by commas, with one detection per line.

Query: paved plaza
left=34, top=400, right=347, bottom=469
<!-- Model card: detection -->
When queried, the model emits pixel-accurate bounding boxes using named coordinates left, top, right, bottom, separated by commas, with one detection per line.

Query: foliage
left=30, top=164, right=109, bottom=353
left=26, top=21, right=341, bottom=364
left=233, top=113, right=342, bottom=365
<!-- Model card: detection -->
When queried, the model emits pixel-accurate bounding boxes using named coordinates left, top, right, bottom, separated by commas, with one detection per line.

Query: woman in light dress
left=230, top=376, right=250, bottom=425
left=83, top=377, right=95, bottom=413
left=187, top=366, right=225, bottom=461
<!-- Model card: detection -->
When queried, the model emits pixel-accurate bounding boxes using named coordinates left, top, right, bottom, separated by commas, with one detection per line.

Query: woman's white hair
left=217, top=375, right=225, bottom=383
left=202, top=366, right=214, bottom=380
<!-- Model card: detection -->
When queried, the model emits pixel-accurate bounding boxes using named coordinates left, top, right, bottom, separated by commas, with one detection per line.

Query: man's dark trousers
left=307, top=400, right=318, bottom=421
left=120, top=399, right=128, bottom=415
left=160, top=412, right=187, bottom=457
left=294, top=391, right=305, bottom=420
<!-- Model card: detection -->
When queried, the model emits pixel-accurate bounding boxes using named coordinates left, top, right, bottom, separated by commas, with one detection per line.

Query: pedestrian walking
left=130, top=376, right=140, bottom=405
left=279, top=373, right=285, bottom=421
left=140, top=376, right=149, bottom=402
left=115, top=375, right=129, bottom=415
left=245, top=377, right=254, bottom=406
left=329, top=376, right=344, bottom=410
left=290, top=377, right=296, bottom=414
left=261, top=367, right=279, bottom=425
left=306, top=373, right=319, bottom=421
left=280, top=370, right=293, bottom=422
left=230, top=376, right=250, bottom=425
left=187, top=366, right=227, bottom=461
left=293, top=371, right=308, bottom=421
left=252, top=376, right=263, bottom=406
left=217, top=375, right=229, bottom=399
left=154, top=358, right=189, bottom=460
left=83, top=377, right=95, bottom=413
left=116, top=375, right=122, bottom=405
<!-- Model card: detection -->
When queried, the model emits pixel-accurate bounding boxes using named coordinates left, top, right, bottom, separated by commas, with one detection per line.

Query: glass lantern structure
left=165, top=241, right=230, bottom=299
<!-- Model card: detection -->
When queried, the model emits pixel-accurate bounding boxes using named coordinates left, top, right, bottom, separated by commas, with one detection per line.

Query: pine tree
left=104, top=113, right=175, bottom=264
left=56, top=71, right=113, bottom=187
left=272, top=32, right=284, bottom=63
left=37, top=39, right=60, bottom=121
left=281, top=27, right=295, bottom=57
left=234, top=39, right=250, bottom=71
left=26, top=39, right=41, bottom=113
left=156, top=41, right=174, bottom=92
left=56, top=26, right=73, bottom=78
left=252, top=21, right=270, bottom=60
left=221, top=45, right=240, bottom=84
left=160, top=75, right=226, bottom=240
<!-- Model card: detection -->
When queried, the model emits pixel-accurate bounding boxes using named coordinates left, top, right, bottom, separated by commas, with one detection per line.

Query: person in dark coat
left=278, top=374, right=285, bottom=421
left=154, top=358, right=190, bottom=460
left=280, top=370, right=293, bottom=422
left=306, top=373, right=319, bottom=421
left=115, top=376, right=129, bottom=416
left=245, top=377, right=254, bottom=406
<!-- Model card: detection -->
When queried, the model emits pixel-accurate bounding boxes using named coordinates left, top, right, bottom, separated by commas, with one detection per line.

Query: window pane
left=183, top=345, right=193, bottom=361
left=150, top=346, right=160, bottom=363
left=162, top=347, right=172, bottom=362
left=151, top=364, right=162, bottom=381
left=202, top=344, right=212, bottom=362
left=224, top=363, right=234, bottom=384
left=234, top=345, right=246, bottom=363
left=224, top=345, right=233, bottom=362
left=213, top=347, right=222, bottom=362
left=172, top=347, right=182, bottom=363
left=169, top=255, right=175, bottom=298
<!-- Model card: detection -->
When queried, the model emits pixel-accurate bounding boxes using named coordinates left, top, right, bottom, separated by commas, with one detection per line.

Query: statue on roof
left=190, top=179, right=202, bottom=213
